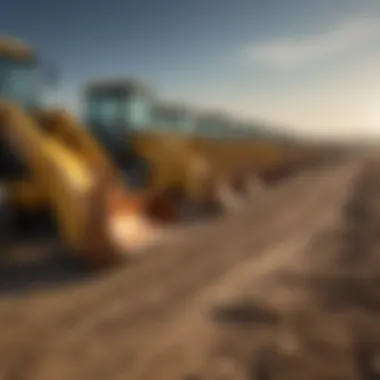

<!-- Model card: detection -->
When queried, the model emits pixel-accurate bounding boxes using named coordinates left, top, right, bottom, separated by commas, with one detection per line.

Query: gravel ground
left=0, top=157, right=362, bottom=380
left=195, top=157, right=380, bottom=380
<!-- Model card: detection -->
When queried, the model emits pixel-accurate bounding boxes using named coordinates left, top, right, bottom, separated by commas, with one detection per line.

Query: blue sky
left=2, top=0, right=380, bottom=138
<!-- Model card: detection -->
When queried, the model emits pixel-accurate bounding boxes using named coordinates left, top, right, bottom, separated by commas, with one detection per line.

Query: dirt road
left=194, top=158, right=380, bottom=380
left=0, top=159, right=362, bottom=380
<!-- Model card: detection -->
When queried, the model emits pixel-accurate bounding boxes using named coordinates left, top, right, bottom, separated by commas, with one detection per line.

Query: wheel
left=122, top=156, right=152, bottom=190
left=177, top=193, right=206, bottom=222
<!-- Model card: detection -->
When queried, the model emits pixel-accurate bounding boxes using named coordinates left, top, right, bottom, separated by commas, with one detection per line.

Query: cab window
left=0, top=59, right=38, bottom=109
left=127, top=96, right=150, bottom=128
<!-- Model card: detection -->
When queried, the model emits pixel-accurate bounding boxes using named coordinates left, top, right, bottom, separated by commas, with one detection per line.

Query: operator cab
left=0, top=38, right=41, bottom=180
left=0, top=38, right=39, bottom=110
left=151, top=102, right=196, bottom=134
left=195, top=111, right=234, bottom=140
left=84, top=79, right=154, bottom=189
left=85, top=79, right=152, bottom=150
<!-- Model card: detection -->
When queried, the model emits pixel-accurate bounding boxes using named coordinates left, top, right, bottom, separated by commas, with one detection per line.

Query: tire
left=122, top=157, right=152, bottom=190
left=178, top=194, right=203, bottom=222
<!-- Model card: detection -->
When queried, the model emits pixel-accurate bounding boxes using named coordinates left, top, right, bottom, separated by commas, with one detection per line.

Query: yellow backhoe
left=83, top=79, right=299, bottom=218
left=0, top=37, right=171, bottom=267
left=83, top=79, right=221, bottom=219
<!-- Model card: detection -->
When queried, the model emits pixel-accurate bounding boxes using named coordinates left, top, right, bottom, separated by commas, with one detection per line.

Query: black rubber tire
left=178, top=193, right=221, bottom=222
left=178, top=195, right=203, bottom=222
left=122, top=157, right=152, bottom=190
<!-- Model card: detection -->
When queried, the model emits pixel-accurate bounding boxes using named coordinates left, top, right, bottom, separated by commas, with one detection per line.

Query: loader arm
left=35, top=110, right=118, bottom=178
left=0, top=101, right=164, bottom=267
left=131, top=131, right=213, bottom=202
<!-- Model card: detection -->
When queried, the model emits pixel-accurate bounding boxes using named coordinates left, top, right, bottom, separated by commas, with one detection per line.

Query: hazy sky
left=2, top=0, right=380, bottom=138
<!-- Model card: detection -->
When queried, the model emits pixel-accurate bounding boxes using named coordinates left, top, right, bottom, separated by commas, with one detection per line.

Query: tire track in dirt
left=1, top=161, right=360, bottom=380
left=189, top=157, right=380, bottom=380
left=113, top=161, right=357, bottom=380
left=0, top=165, right=341, bottom=321
left=0, top=160, right=360, bottom=380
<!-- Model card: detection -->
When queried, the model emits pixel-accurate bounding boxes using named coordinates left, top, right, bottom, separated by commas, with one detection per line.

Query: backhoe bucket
left=80, top=173, right=181, bottom=268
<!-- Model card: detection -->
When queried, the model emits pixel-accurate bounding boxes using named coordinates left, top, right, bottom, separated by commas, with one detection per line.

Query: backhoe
left=0, top=37, right=169, bottom=267
left=83, top=79, right=294, bottom=214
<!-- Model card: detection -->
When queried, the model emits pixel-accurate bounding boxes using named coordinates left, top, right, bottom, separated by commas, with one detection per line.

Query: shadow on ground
left=0, top=217, right=98, bottom=295
left=0, top=246, right=97, bottom=295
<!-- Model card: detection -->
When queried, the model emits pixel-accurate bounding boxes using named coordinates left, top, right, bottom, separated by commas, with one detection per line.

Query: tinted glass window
left=0, top=59, right=38, bottom=109
left=128, top=96, right=150, bottom=128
